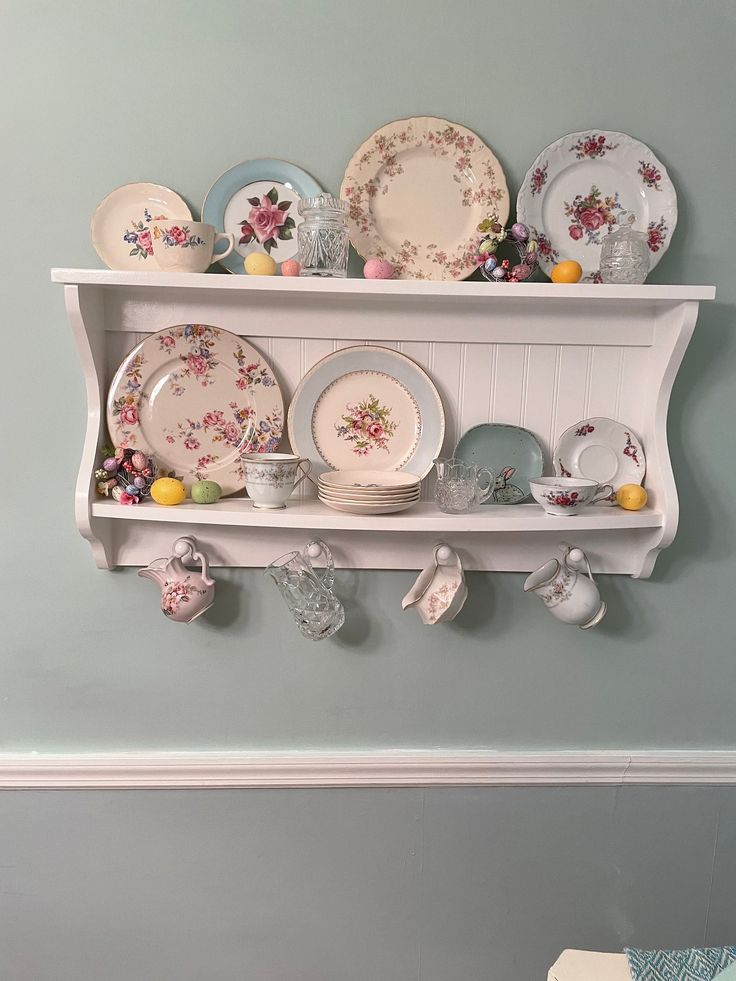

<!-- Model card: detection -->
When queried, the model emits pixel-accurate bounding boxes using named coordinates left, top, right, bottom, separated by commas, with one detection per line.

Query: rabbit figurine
left=492, top=466, right=526, bottom=504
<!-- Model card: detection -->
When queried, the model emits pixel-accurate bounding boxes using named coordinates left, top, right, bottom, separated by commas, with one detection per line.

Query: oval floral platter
left=202, top=158, right=322, bottom=274
left=288, top=346, right=445, bottom=479
left=517, top=130, right=677, bottom=282
left=91, top=182, right=192, bottom=271
left=340, top=116, right=509, bottom=281
left=107, top=325, right=283, bottom=496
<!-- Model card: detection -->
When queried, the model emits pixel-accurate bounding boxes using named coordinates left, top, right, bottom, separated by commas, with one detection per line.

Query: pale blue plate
left=454, top=424, right=544, bottom=504
left=202, top=158, right=322, bottom=274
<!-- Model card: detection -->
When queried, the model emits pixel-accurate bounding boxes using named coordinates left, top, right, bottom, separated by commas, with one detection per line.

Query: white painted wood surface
left=2, top=749, right=736, bottom=788
left=52, top=269, right=714, bottom=576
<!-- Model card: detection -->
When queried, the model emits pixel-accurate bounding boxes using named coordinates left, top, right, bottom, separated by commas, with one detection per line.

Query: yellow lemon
left=550, top=260, right=583, bottom=284
left=244, top=252, right=277, bottom=276
left=150, top=477, right=186, bottom=506
left=616, top=484, right=648, bottom=511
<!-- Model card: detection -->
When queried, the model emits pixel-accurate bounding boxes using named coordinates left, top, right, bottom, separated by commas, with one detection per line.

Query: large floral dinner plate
left=340, top=116, right=509, bottom=281
left=91, top=182, right=192, bottom=270
left=554, top=417, right=645, bottom=506
left=517, top=130, right=677, bottom=282
left=107, top=324, right=283, bottom=496
left=202, top=158, right=322, bottom=274
left=288, top=346, right=445, bottom=479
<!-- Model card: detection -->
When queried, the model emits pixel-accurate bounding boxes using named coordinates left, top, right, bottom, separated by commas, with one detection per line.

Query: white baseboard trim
left=1, top=751, right=736, bottom=789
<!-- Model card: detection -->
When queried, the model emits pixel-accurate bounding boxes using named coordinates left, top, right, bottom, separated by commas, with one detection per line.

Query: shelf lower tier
left=87, top=499, right=664, bottom=576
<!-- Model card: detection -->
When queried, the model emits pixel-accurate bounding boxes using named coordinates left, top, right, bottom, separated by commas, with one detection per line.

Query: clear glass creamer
left=297, top=195, right=350, bottom=277
left=599, top=213, right=650, bottom=284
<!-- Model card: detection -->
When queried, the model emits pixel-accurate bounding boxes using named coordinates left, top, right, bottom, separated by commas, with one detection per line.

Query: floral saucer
left=517, top=130, right=677, bottom=281
left=91, top=182, right=192, bottom=270
left=340, top=116, right=509, bottom=280
left=107, top=324, right=283, bottom=496
left=554, top=417, right=645, bottom=505
left=202, top=158, right=322, bottom=273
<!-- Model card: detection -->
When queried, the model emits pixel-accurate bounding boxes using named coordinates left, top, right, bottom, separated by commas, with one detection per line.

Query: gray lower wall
left=1, top=787, right=735, bottom=981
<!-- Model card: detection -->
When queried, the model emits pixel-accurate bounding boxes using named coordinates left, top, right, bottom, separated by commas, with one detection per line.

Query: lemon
left=244, top=252, right=277, bottom=276
left=616, top=484, right=648, bottom=511
left=550, top=260, right=583, bottom=284
left=150, top=477, right=186, bottom=506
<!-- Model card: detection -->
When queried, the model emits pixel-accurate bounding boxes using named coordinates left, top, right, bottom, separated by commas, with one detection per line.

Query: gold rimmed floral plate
left=91, top=182, right=192, bottom=270
left=107, top=324, right=283, bottom=496
left=517, top=130, right=677, bottom=282
left=340, top=116, right=509, bottom=280
left=288, top=346, right=445, bottom=478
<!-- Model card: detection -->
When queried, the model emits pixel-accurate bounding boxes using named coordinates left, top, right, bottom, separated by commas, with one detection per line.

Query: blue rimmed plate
left=454, top=424, right=544, bottom=504
left=202, top=158, right=322, bottom=274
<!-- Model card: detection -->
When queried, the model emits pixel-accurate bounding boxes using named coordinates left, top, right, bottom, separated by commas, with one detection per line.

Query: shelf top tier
left=51, top=268, right=715, bottom=303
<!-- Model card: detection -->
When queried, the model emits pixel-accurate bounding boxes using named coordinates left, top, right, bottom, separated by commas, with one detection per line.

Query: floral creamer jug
left=524, top=545, right=605, bottom=629
left=139, top=536, right=215, bottom=623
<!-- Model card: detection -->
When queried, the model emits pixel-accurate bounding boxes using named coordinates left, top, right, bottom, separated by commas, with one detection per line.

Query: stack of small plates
left=318, top=470, right=422, bottom=515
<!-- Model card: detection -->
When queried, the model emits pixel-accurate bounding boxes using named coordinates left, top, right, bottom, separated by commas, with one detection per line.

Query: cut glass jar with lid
left=297, top=195, right=350, bottom=277
left=599, top=211, right=650, bottom=284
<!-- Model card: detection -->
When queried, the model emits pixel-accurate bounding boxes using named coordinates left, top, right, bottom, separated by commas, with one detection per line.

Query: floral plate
left=202, top=158, right=322, bottom=273
left=340, top=116, right=509, bottom=280
left=554, top=417, right=645, bottom=506
left=107, top=324, right=283, bottom=496
left=454, top=424, right=544, bottom=505
left=91, top=182, right=192, bottom=270
left=288, top=346, right=445, bottom=479
left=517, top=130, right=677, bottom=282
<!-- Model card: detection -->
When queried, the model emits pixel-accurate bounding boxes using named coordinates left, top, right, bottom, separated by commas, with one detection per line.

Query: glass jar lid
left=298, top=194, right=348, bottom=217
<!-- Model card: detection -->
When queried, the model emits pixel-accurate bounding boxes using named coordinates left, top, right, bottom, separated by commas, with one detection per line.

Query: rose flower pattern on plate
left=238, top=187, right=296, bottom=255
left=564, top=185, right=624, bottom=245
left=335, top=395, right=398, bottom=457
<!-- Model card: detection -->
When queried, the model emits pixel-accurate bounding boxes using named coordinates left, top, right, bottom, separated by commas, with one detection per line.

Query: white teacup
left=529, top=477, right=614, bottom=515
left=152, top=220, right=234, bottom=272
left=242, top=453, right=312, bottom=509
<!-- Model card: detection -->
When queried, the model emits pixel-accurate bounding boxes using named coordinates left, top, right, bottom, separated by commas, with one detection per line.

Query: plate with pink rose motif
left=554, top=417, right=646, bottom=506
left=91, top=182, right=192, bottom=270
left=517, top=130, right=677, bottom=282
left=107, top=324, right=284, bottom=496
left=340, top=116, right=509, bottom=280
left=202, top=158, right=322, bottom=274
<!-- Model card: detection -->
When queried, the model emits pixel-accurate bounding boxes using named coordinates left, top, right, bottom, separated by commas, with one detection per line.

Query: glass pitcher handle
left=305, top=539, right=335, bottom=589
left=476, top=467, right=495, bottom=504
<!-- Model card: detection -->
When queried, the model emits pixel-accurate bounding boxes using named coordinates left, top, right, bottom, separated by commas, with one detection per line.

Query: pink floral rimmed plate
left=340, top=116, right=509, bottom=281
left=91, top=182, right=192, bottom=270
left=517, top=130, right=677, bottom=282
left=107, top=324, right=283, bottom=496
left=288, top=346, right=445, bottom=479
left=554, top=417, right=646, bottom=506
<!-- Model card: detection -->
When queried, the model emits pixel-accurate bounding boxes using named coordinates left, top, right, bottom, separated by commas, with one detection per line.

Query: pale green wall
left=2, top=0, right=735, bottom=751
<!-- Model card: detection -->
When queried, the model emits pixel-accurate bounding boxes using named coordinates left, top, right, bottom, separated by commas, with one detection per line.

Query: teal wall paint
left=2, top=0, right=736, bottom=751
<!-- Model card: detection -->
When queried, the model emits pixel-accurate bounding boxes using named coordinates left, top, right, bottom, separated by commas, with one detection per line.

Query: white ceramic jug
left=524, top=546, right=605, bottom=629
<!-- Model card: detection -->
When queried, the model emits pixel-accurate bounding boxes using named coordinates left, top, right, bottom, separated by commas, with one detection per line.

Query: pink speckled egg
left=281, top=259, right=301, bottom=277
left=363, top=258, right=395, bottom=280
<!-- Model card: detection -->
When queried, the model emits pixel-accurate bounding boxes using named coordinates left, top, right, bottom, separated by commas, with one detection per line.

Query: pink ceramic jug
left=138, top=536, right=215, bottom=623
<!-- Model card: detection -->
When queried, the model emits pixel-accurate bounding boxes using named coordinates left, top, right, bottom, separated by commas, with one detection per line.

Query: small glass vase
left=599, top=225, right=650, bottom=284
left=297, top=195, right=350, bottom=278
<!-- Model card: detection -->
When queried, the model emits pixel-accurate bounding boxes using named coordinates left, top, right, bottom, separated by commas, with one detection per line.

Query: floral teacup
left=242, top=453, right=311, bottom=509
left=152, top=220, right=234, bottom=272
left=529, top=477, right=614, bottom=515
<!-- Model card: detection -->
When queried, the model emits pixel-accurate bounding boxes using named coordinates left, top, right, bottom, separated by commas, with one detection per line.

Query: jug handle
left=173, top=536, right=214, bottom=585
left=476, top=467, right=495, bottom=505
left=306, top=539, right=334, bottom=589
left=562, top=544, right=594, bottom=581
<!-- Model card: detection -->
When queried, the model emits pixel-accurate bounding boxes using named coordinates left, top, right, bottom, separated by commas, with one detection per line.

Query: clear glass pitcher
left=433, top=457, right=494, bottom=513
left=265, top=539, right=345, bottom=641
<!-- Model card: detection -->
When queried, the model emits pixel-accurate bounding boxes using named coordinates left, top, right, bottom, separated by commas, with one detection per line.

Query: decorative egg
left=511, top=263, right=533, bottom=281
left=133, top=475, right=147, bottom=489
left=550, top=260, right=583, bottom=284
left=511, top=222, right=529, bottom=241
left=363, top=258, right=395, bottom=280
left=150, top=477, right=186, bottom=506
left=191, top=480, right=222, bottom=505
left=244, top=252, right=277, bottom=276
left=111, top=485, right=123, bottom=502
left=616, top=484, right=648, bottom=511
left=103, top=457, right=118, bottom=473
left=491, top=267, right=507, bottom=281
left=478, top=239, right=495, bottom=255
left=131, top=451, right=148, bottom=471
left=125, top=484, right=138, bottom=495
left=483, top=255, right=498, bottom=273
left=527, top=239, right=538, bottom=254
left=525, top=251, right=538, bottom=266
left=280, top=258, right=301, bottom=277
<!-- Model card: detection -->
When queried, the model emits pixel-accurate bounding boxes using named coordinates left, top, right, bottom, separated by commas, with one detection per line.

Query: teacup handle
left=476, top=467, right=495, bottom=504
left=213, top=232, right=235, bottom=262
left=590, top=483, right=614, bottom=505
left=293, top=459, right=312, bottom=491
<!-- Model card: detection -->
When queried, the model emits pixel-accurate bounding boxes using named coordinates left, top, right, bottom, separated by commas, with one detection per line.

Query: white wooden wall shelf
left=52, top=269, right=714, bottom=577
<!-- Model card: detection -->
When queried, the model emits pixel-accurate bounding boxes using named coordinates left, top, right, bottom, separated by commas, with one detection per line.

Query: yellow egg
left=550, top=260, right=583, bottom=284
left=150, top=477, right=186, bottom=506
left=244, top=252, right=277, bottom=276
left=616, top=484, right=648, bottom=511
